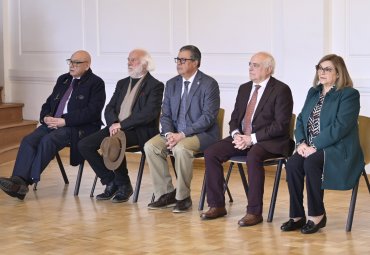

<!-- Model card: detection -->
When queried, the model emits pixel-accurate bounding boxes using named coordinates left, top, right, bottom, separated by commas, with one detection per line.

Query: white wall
left=1, top=0, right=369, bottom=170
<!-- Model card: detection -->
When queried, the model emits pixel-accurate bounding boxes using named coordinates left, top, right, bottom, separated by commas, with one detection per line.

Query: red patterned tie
left=243, top=85, right=261, bottom=135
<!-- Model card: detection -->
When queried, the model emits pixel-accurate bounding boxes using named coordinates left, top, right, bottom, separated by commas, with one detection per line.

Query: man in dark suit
left=144, top=45, right=220, bottom=213
left=78, top=49, right=164, bottom=203
left=200, top=52, right=293, bottom=226
left=0, top=50, right=106, bottom=200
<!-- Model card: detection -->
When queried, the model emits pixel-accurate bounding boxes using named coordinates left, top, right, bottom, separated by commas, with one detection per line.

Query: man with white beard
left=78, top=49, right=164, bottom=203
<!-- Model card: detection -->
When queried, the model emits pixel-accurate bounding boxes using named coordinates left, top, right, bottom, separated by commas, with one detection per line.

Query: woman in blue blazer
left=281, top=54, right=364, bottom=234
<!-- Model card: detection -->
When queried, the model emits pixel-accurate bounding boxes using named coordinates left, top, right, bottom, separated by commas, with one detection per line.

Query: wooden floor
left=0, top=157, right=369, bottom=255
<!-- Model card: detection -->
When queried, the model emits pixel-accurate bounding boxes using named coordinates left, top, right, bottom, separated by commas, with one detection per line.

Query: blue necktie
left=177, top=81, right=190, bottom=132
left=54, top=79, right=79, bottom=117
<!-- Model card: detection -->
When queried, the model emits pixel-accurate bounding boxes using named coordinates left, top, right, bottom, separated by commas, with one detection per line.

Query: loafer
left=96, top=180, right=118, bottom=200
left=281, top=217, right=307, bottom=231
left=301, top=215, right=327, bottom=234
left=238, top=213, right=263, bottom=227
left=148, top=189, right=176, bottom=209
left=0, top=176, right=29, bottom=200
left=200, top=207, right=227, bottom=220
left=111, top=183, right=133, bottom=203
left=173, top=197, right=192, bottom=213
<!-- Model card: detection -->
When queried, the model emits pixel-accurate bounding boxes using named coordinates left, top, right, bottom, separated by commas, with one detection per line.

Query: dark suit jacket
left=104, top=72, right=164, bottom=148
left=229, top=76, right=293, bottom=157
left=40, top=68, right=106, bottom=165
left=160, top=70, right=220, bottom=151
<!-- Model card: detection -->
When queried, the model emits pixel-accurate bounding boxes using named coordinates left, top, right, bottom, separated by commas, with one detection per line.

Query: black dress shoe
left=96, top=180, right=118, bottom=200
left=0, top=176, right=29, bottom=200
left=281, top=217, right=306, bottom=231
left=172, top=197, right=192, bottom=213
left=301, top=215, right=327, bottom=234
left=112, top=183, right=133, bottom=203
left=148, top=189, right=177, bottom=209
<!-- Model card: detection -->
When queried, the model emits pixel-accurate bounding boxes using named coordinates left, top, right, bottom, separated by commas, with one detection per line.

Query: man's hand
left=44, top=116, right=66, bottom=129
left=232, top=134, right=252, bottom=150
left=166, top=132, right=185, bottom=150
left=109, top=123, right=121, bottom=136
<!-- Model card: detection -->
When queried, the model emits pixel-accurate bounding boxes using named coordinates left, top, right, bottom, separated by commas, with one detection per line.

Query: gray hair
left=139, top=49, right=155, bottom=72
left=257, top=51, right=275, bottom=75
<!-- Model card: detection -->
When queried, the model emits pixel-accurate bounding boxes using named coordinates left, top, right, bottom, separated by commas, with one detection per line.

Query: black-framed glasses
left=66, top=59, right=86, bottom=66
left=174, top=57, right=194, bottom=64
left=315, top=65, right=334, bottom=73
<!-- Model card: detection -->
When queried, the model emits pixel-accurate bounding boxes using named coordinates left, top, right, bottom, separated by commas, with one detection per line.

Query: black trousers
left=13, top=125, right=71, bottom=184
left=286, top=150, right=325, bottom=218
left=78, top=127, right=138, bottom=186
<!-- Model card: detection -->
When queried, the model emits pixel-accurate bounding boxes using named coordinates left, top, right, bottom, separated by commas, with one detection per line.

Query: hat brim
left=100, top=130, right=126, bottom=170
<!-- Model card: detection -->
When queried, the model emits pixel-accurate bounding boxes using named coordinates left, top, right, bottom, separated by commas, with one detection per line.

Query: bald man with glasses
left=0, top=50, right=106, bottom=200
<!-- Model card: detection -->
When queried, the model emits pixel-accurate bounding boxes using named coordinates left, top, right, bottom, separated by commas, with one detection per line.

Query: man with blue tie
left=0, top=50, right=106, bottom=200
left=144, top=45, right=220, bottom=213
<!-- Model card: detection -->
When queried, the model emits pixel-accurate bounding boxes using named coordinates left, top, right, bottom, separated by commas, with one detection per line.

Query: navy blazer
left=160, top=70, right=220, bottom=151
left=229, top=77, right=294, bottom=157
left=104, top=72, right=164, bottom=148
left=40, top=68, right=106, bottom=165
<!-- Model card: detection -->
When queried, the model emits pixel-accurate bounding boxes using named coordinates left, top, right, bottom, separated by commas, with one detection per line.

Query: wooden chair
left=198, top=114, right=296, bottom=223
left=33, top=149, right=85, bottom=196
left=346, top=115, right=370, bottom=232
left=161, top=109, right=231, bottom=207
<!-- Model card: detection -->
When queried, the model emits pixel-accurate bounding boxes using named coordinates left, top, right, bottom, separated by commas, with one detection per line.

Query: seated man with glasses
left=0, top=50, right=106, bottom=200
left=144, top=45, right=220, bottom=213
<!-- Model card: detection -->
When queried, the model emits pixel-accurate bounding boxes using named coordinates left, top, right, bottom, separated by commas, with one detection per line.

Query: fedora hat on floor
left=100, top=130, right=126, bottom=170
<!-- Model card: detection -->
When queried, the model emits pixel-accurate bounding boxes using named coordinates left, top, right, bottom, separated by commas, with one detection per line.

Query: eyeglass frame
left=315, top=64, right=336, bottom=74
left=66, top=59, right=87, bottom=67
left=174, top=57, right=195, bottom=64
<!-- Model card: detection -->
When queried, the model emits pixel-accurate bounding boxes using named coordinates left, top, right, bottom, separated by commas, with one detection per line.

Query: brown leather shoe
left=200, top=207, right=227, bottom=220
left=238, top=213, right=263, bottom=227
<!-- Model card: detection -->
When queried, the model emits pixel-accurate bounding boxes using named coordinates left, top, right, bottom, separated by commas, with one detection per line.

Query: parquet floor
left=0, top=157, right=369, bottom=255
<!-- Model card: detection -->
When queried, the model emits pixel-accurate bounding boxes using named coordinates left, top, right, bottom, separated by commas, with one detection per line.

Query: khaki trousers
left=144, top=134, right=200, bottom=200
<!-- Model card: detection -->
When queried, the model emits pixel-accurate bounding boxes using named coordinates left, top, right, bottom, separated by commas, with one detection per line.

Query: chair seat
left=229, top=155, right=285, bottom=163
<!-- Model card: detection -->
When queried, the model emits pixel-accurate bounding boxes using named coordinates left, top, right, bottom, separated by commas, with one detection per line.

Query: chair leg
left=198, top=172, right=207, bottom=211
left=74, top=161, right=84, bottom=196
left=346, top=180, right=360, bottom=232
left=362, top=169, right=370, bottom=194
left=237, top=163, right=249, bottom=198
left=223, top=162, right=234, bottom=203
left=169, top=155, right=177, bottom=178
left=267, top=160, right=284, bottom=222
left=90, top=175, right=98, bottom=197
left=133, top=153, right=146, bottom=203
left=56, top=152, right=69, bottom=184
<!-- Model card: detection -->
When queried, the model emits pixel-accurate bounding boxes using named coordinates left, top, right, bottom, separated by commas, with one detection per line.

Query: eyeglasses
left=66, top=59, right=86, bottom=66
left=174, top=57, right=194, bottom=64
left=316, top=65, right=334, bottom=73
left=249, top=62, right=261, bottom=69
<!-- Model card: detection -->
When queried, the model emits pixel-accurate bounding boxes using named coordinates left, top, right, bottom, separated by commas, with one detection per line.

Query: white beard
left=128, top=65, right=144, bottom=78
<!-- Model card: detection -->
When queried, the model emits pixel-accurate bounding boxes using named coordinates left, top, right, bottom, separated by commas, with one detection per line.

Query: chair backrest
left=358, top=115, right=370, bottom=165
left=217, top=108, right=225, bottom=139
left=289, top=113, right=296, bottom=140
